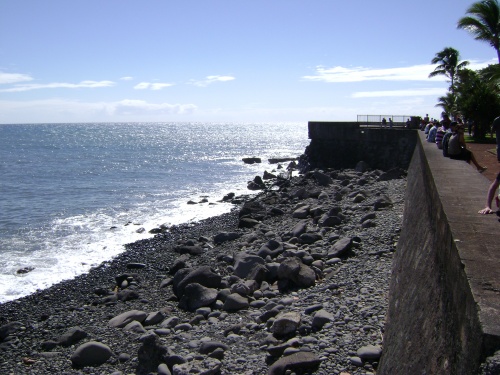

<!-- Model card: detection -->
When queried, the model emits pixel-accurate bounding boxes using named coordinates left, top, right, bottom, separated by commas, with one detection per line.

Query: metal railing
left=357, top=114, right=415, bottom=126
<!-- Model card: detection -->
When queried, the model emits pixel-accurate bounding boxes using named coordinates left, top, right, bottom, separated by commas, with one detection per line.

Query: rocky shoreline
left=0, top=164, right=406, bottom=375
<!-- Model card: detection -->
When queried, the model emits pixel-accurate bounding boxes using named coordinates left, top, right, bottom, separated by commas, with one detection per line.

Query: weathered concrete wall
left=378, top=132, right=500, bottom=374
left=305, top=122, right=500, bottom=374
left=302, top=122, right=416, bottom=171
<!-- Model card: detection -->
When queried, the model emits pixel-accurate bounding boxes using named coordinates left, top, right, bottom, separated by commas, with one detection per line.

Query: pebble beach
left=0, top=165, right=406, bottom=375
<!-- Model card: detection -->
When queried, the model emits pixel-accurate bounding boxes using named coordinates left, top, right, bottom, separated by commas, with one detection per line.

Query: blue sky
left=0, top=0, right=497, bottom=124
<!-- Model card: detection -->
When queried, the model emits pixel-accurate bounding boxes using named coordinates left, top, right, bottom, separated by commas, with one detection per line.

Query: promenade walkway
left=468, top=142, right=499, bottom=182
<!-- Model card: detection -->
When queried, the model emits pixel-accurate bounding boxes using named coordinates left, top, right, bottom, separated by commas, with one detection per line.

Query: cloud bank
left=0, top=80, right=115, bottom=92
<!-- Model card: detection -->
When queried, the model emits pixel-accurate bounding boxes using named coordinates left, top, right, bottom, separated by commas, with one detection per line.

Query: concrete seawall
left=304, top=122, right=500, bottom=374
left=302, top=122, right=417, bottom=171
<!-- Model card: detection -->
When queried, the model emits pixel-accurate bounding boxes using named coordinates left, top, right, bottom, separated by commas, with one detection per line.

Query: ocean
left=0, top=122, right=309, bottom=303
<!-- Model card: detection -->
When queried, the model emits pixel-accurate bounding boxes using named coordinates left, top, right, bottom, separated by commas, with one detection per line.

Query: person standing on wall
left=492, top=116, right=500, bottom=162
left=478, top=172, right=500, bottom=214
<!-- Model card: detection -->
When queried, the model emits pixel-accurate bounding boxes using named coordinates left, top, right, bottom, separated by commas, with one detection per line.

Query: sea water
left=0, top=122, right=309, bottom=303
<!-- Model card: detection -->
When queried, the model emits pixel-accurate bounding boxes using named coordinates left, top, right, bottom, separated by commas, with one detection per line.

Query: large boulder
left=328, top=237, right=353, bottom=258
left=312, top=309, right=334, bottom=330
left=357, top=344, right=382, bottom=360
left=213, top=232, right=241, bottom=245
left=271, top=311, right=301, bottom=337
left=179, top=283, right=218, bottom=311
left=268, top=351, right=321, bottom=375
left=57, top=327, right=88, bottom=347
left=137, top=333, right=171, bottom=374
left=223, top=293, right=249, bottom=311
left=173, top=266, right=222, bottom=298
left=290, top=220, right=307, bottom=238
left=233, top=253, right=266, bottom=279
left=0, top=322, right=22, bottom=341
left=257, top=240, right=284, bottom=259
left=108, top=310, right=148, bottom=328
left=242, top=157, right=261, bottom=164
left=277, top=257, right=316, bottom=288
left=71, top=341, right=113, bottom=367
left=313, top=170, right=333, bottom=186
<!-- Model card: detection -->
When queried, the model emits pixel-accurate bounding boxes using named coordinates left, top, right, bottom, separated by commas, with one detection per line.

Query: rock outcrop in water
left=0, top=163, right=406, bottom=375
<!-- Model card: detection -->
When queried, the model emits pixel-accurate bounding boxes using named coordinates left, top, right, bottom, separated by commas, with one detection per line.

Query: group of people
left=423, top=113, right=487, bottom=173
left=420, top=113, right=499, bottom=216
left=381, top=117, right=394, bottom=128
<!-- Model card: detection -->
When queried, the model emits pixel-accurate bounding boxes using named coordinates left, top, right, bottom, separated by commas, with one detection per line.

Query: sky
left=0, top=0, right=498, bottom=124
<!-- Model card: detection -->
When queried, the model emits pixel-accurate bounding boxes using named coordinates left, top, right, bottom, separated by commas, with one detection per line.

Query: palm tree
left=428, top=47, right=469, bottom=93
left=435, top=92, right=457, bottom=117
left=457, top=0, right=500, bottom=63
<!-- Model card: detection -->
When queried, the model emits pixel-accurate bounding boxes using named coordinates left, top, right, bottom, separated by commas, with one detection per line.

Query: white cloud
left=0, top=98, right=197, bottom=123
left=352, top=87, right=447, bottom=98
left=111, top=99, right=196, bottom=114
left=189, top=75, right=235, bottom=87
left=120, top=76, right=134, bottom=81
left=303, top=64, right=443, bottom=83
left=0, top=80, right=115, bottom=92
left=302, top=59, right=497, bottom=83
left=0, top=72, right=34, bottom=85
left=133, top=82, right=174, bottom=90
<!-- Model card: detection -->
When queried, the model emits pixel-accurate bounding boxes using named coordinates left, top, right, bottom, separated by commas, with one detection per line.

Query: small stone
left=312, top=309, right=334, bottom=330
left=271, top=311, right=301, bottom=337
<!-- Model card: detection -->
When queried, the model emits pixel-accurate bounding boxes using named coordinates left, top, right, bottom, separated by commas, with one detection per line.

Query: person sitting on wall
left=447, top=122, right=487, bottom=172
left=478, top=172, right=500, bottom=214
left=435, top=120, right=448, bottom=149
left=424, top=121, right=432, bottom=135
left=427, top=121, right=438, bottom=142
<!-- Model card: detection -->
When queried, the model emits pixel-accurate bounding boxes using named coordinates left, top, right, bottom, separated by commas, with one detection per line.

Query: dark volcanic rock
left=0, top=164, right=406, bottom=375
left=173, top=266, right=222, bottom=298
left=179, top=283, right=218, bottom=311
left=268, top=351, right=321, bottom=375
left=70, top=341, right=113, bottom=367
left=242, top=157, right=261, bottom=164
left=58, top=327, right=88, bottom=347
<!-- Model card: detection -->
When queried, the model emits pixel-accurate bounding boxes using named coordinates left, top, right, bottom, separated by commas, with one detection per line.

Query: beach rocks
left=57, top=327, right=88, bottom=347
left=0, top=165, right=407, bottom=375
left=70, top=341, right=113, bottom=367
left=271, top=311, right=301, bottom=337
left=242, top=157, right=261, bottom=164
left=277, top=257, right=316, bottom=289
left=223, top=293, right=249, bottom=311
left=213, top=231, right=240, bottom=244
left=109, top=310, right=147, bottom=328
left=268, top=351, right=321, bottom=375
left=179, top=283, right=218, bottom=311
left=173, top=266, right=222, bottom=298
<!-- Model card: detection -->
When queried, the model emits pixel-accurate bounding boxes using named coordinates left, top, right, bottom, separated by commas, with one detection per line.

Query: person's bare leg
left=470, top=151, right=486, bottom=171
